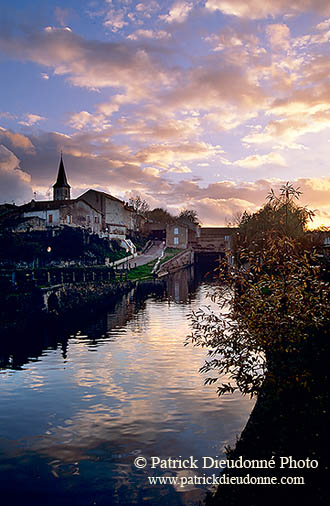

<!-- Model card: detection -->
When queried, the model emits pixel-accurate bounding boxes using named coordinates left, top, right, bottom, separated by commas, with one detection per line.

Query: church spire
left=53, top=153, right=71, bottom=200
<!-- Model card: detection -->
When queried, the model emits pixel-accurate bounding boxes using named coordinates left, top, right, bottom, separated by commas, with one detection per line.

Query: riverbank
left=0, top=277, right=167, bottom=338
left=0, top=246, right=185, bottom=336
left=126, top=247, right=183, bottom=281
left=205, top=326, right=329, bottom=506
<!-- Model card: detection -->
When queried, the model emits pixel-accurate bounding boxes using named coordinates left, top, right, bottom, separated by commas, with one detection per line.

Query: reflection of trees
left=0, top=328, right=70, bottom=371
left=0, top=282, right=167, bottom=370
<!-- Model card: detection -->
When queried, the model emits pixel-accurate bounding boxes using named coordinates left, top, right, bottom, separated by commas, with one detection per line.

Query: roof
left=200, top=227, right=236, bottom=236
left=20, top=200, right=76, bottom=212
left=19, top=198, right=101, bottom=215
left=53, top=155, right=71, bottom=188
left=78, top=189, right=123, bottom=204
left=175, top=218, right=199, bottom=231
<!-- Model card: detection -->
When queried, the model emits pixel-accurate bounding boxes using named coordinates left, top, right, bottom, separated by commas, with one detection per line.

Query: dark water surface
left=0, top=270, right=254, bottom=505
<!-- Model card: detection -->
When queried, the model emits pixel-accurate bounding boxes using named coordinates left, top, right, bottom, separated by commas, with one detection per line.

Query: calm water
left=0, top=270, right=254, bottom=506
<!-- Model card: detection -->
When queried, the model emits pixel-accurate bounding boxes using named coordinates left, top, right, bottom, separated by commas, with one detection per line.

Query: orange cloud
left=205, top=0, right=330, bottom=19
left=0, top=145, right=33, bottom=203
left=234, top=152, right=287, bottom=168
left=0, top=128, right=35, bottom=151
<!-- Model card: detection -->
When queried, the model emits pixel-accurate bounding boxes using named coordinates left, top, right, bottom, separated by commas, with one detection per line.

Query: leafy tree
left=127, top=195, right=150, bottom=217
left=232, top=183, right=315, bottom=262
left=178, top=209, right=200, bottom=225
left=187, top=184, right=329, bottom=397
left=147, top=207, right=174, bottom=223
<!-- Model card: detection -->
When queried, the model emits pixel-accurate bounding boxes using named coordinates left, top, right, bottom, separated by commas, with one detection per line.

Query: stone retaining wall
left=157, top=249, right=194, bottom=277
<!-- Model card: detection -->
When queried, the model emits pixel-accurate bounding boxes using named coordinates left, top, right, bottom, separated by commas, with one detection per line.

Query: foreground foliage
left=188, top=184, right=330, bottom=397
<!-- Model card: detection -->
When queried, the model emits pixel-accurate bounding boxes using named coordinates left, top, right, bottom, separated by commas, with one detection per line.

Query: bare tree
left=128, top=195, right=150, bottom=217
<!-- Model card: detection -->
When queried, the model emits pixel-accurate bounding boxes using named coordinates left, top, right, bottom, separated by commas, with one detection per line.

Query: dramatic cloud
left=135, top=141, right=223, bottom=167
left=234, top=152, right=287, bottom=168
left=68, top=111, right=111, bottom=131
left=205, top=0, right=330, bottom=19
left=0, top=3, right=330, bottom=225
left=0, top=145, right=33, bottom=204
left=0, top=25, right=171, bottom=95
left=0, top=128, right=35, bottom=151
left=18, top=113, right=46, bottom=127
left=151, top=177, right=330, bottom=227
left=266, top=24, right=290, bottom=51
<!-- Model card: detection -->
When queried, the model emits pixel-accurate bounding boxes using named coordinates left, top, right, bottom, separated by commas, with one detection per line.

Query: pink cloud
left=205, top=0, right=330, bottom=19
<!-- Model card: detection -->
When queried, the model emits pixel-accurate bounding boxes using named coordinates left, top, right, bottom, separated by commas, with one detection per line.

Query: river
left=0, top=268, right=254, bottom=505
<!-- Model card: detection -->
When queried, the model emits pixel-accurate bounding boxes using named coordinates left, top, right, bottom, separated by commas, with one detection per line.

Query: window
left=48, top=214, right=53, bottom=224
left=174, top=227, right=179, bottom=235
left=87, top=215, right=90, bottom=223
left=225, top=235, right=230, bottom=241
left=95, top=216, right=99, bottom=223
left=174, top=237, right=179, bottom=245
left=66, top=215, right=72, bottom=224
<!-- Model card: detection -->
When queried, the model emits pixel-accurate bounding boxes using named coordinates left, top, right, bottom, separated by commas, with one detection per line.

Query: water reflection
left=166, top=267, right=196, bottom=303
left=0, top=270, right=254, bottom=505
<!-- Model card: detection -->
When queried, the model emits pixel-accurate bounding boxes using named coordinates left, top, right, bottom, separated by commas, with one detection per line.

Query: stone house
left=166, top=223, right=188, bottom=249
left=1, top=156, right=142, bottom=242
left=145, top=220, right=167, bottom=240
left=20, top=199, right=102, bottom=234
left=198, top=227, right=234, bottom=250
left=166, top=220, right=200, bottom=249
left=78, top=189, right=131, bottom=238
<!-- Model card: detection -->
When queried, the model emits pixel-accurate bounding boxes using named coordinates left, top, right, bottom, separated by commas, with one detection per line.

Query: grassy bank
left=126, top=260, right=158, bottom=281
left=126, top=248, right=183, bottom=281
left=159, top=247, right=182, bottom=266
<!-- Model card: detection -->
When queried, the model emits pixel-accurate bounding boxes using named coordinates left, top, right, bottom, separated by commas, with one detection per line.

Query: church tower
left=53, top=154, right=71, bottom=201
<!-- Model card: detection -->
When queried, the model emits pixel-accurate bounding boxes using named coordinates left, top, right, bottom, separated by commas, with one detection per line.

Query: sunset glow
left=1, top=0, right=330, bottom=227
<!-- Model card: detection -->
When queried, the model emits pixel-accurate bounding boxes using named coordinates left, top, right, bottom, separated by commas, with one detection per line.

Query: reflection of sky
left=0, top=282, right=254, bottom=505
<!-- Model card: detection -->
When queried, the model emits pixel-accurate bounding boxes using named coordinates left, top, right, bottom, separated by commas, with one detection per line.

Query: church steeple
left=53, top=154, right=71, bottom=200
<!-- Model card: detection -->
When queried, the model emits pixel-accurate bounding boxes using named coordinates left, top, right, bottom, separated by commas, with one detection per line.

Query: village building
left=0, top=156, right=145, bottom=249
left=53, top=154, right=71, bottom=201
left=5, top=155, right=143, bottom=243
left=166, top=222, right=188, bottom=249
left=8, top=157, right=102, bottom=234
left=144, top=220, right=167, bottom=241
left=77, top=189, right=129, bottom=238
left=166, top=220, right=200, bottom=249
left=198, top=227, right=233, bottom=250
left=19, top=198, right=102, bottom=234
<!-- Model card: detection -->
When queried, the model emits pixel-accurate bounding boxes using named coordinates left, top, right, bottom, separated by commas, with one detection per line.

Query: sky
left=0, top=0, right=330, bottom=227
